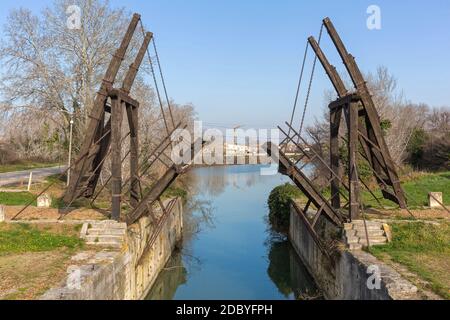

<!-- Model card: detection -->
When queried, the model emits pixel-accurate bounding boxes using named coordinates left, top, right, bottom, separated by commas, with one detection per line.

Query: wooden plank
left=308, top=37, right=348, bottom=97
left=111, top=97, right=124, bottom=221
left=122, top=32, right=153, bottom=94
left=84, top=118, right=112, bottom=197
left=330, top=106, right=342, bottom=210
left=127, top=104, right=140, bottom=208
left=126, top=165, right=180, bottom=225
left=349, top=102, right=360, bottom=220
left=291, top=202, right=331, bottom=258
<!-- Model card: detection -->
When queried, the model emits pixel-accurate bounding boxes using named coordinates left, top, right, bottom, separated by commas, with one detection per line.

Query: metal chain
left=139, top=20, right=171, bottom=138
left=152, top=38, right=176, bottom=129
left=285, top=40, right=309, bottom=151
left=297, top=23, right=324, bottom=142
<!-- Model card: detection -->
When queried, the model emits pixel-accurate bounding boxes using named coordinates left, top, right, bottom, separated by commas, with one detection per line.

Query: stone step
left=85, top=241, right=123, bottom=249
left=355, top=229, right=385, bottom=237
left=351, top=226, right=383, bottom=232
left=87, top=228, right=126, bottom=236
left=345, top=229, right=385, bottom=238
left=344, top=224, right=382, bottom=231
left=91, top=221, right=127, bottom=229
left=346, top=235, right=388, bottom=245
left=351, top=220, right=382, bottom=225
left=346, top=236, right=361, bottom=244
left=358, top=236, right=388, bottom=245
left=85, top=235, right=124, bottom=243
left=347, top=243, right=363, bottom=250
left=89, top=224, right=127, bottom=230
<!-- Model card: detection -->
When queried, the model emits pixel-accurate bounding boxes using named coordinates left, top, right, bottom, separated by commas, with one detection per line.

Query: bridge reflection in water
left=146, top=165, right=320, bottom=300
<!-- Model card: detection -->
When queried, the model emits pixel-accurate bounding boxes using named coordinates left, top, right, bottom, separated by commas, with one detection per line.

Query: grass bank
left=0, top=223, right=83, bottom=255
left=369, top=222, right=450, bottom=299
left=0, top=222, right=84, bottom=300
left=362, top=171, right=450, bottom=208
left=0, top=192, right=36, bottom=206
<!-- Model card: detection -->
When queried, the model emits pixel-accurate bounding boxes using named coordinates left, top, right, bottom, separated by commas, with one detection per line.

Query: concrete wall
left=289, top=205, right=419, bottom=300
left=41, top=198, right=183, bottom=300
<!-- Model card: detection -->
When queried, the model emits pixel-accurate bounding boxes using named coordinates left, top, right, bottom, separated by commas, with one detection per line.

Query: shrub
left=268, top=183, right=303, bottom=233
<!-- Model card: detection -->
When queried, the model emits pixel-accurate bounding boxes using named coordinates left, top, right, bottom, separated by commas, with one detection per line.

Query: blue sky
left=1, top=0, right=449, bottom=130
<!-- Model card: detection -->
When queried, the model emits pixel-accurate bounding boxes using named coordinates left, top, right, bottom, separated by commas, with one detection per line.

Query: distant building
left=224, top=143, right=258, bottom=156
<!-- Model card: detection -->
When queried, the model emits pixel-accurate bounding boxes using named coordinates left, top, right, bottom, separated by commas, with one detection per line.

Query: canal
left=146, top=165, right=319, bottom=300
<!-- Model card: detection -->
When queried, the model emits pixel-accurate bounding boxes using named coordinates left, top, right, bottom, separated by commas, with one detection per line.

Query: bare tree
left=306, top=66, right=427, bottom=174
left=0, top=0, right=196, bottom=163
left=366, top=67, right=427, bottom=164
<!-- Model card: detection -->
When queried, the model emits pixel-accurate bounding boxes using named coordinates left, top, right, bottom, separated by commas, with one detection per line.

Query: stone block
left=382, top=224, right=392, bottom=242
left=37, top=193, right=52, bottom=208
left=428, top=192, right=443, bottom=208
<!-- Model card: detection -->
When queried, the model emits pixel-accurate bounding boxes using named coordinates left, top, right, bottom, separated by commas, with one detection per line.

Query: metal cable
left=297, top=23, right=324, bottom=143
left=286, top=40, right=309, bottom=151
left=152, top=37, right=176, bottom=129
left=139, top=20, right=171, bottom=138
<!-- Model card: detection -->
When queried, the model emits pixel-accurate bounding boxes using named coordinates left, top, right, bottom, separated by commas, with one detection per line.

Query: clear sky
left=1, top=0, right=449, bottom=130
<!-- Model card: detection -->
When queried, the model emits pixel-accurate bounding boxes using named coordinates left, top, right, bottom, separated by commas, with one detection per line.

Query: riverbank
left=41, top=198, right=183, bottom=300
left=268, top=169, right=449, bottom=299
left=0, top=222, right=84, bottom=299
left=288, top=206, right=422, bottom=300
left=369, top=221, right=449, bottom=299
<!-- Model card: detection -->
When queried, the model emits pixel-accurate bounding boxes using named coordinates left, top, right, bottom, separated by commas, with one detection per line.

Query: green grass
left=0, top=175, right=68, bottom=208
left=162, top=185, right=188, bottom=200
left=362, top=171, right=450, bottom=208
left=0, top=162, right=60, bottom=173
left=0, top=223, right=84, bottom=255
left=0, top=192, right=36, bottom=206
left=369, top=222, right=450, bottom=299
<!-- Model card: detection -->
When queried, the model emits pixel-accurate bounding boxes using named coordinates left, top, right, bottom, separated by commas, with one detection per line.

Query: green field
left=362, top=171, right=450, bottom=208
left=0, top=223, right=84, bottom=255
left=369, top=222, right=450, bottom=299
left=0, top=192, right=36, bottom=206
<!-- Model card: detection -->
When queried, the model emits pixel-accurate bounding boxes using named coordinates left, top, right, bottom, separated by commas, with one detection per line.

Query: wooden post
left=348, top=102, right=360, bottom=220
left=330, top=107, right=342, bottom=209
left=27, top=172, right=33, bottom=191
left=127, top=104, right=140, bottom=208
left=111, top=97, right=124, bottom=221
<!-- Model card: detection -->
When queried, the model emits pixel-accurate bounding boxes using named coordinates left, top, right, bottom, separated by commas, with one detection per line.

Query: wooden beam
left=111, top=97, right=124, bottom=221
left=126, top=165, right=180, bottom=225
left=122, top=32, right=153, bottom=94
left=308, top=36, right=348, bottom=97
left=349, top=101, right=360, bottom=220
left=330, top=106, right=342, bottom=210
left=127, top=104, right=140, bottom=208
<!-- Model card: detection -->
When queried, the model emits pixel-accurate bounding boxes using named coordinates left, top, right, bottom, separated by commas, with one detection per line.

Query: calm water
left=146, top=165, right=319, bottom=300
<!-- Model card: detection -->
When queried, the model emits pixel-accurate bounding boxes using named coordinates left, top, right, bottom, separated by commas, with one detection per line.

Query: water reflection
left=146, top=165, right=319, bottom=300
left=266, top=233, right=321, bottom=300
